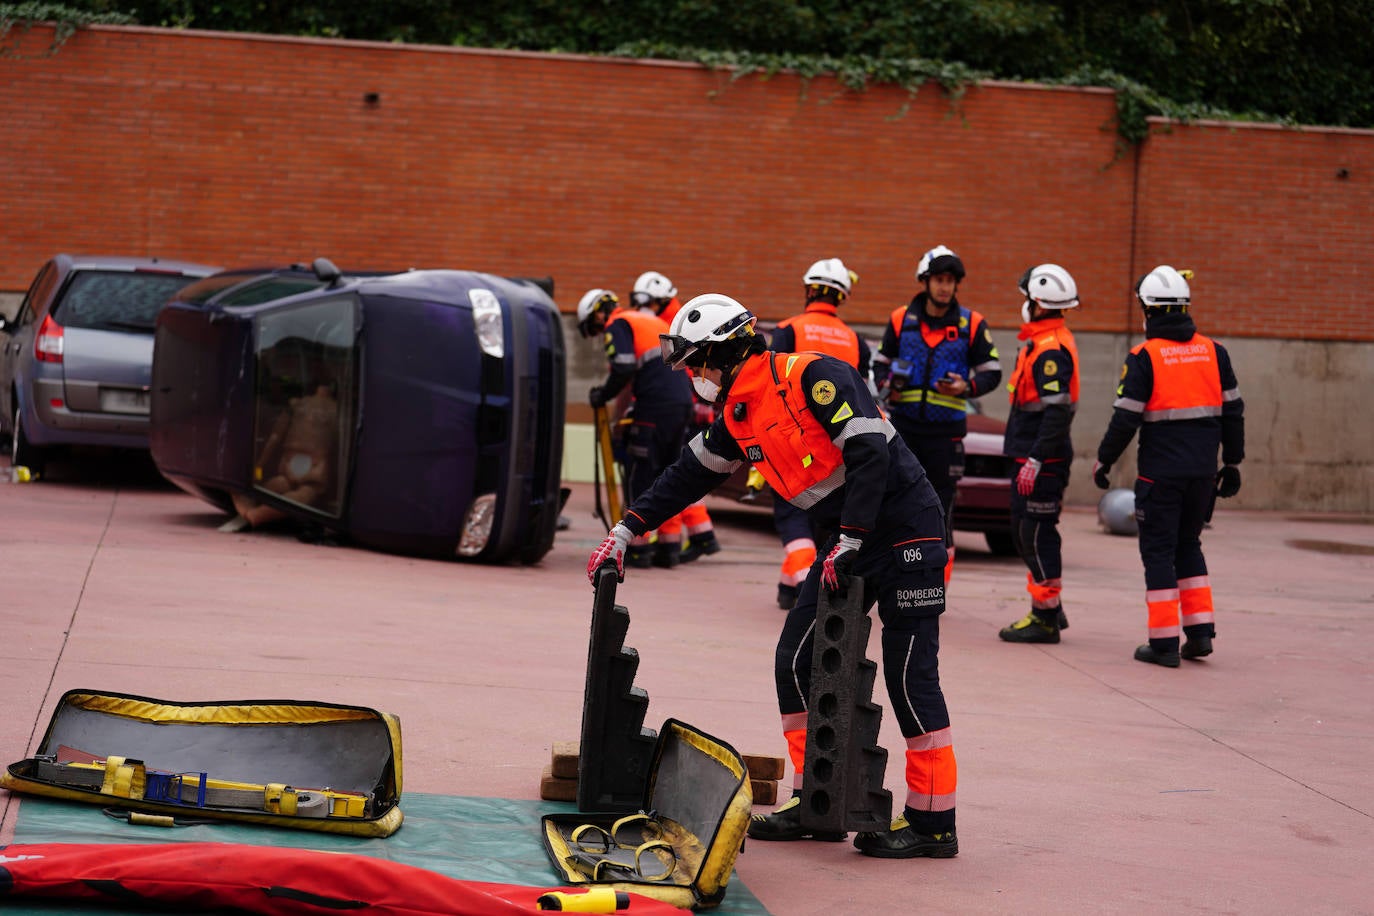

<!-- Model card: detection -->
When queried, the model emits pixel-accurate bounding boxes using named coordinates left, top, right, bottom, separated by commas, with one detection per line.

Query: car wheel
left=12, top=404, right=48, bottom=477
left=984, top=530, right=1017, bottom=556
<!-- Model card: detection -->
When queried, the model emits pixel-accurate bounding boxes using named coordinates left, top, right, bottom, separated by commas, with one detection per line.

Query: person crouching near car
left=588, top=294, right=960, bottom=858
left=998, top=265, right=1081, bottom=644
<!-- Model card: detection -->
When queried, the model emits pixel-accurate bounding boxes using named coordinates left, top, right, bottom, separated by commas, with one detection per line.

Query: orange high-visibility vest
left=723, top=352, right=845, bottom=506
left=1136, top=335, right=1222, bottom=421
left=776, top=303, right=861, bottom=368
left=606, top=307, right=668, bottom=364
left=1009, top=317, right=1079, bottom=411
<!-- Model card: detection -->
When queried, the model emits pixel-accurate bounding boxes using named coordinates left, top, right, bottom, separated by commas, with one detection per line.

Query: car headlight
left=457, top=493, right=498, bottom=557
left=469, top=289, right=505, bottom=358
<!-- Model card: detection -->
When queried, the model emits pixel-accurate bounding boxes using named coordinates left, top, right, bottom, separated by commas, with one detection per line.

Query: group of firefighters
left=580, top=248, right=1246, bottom=860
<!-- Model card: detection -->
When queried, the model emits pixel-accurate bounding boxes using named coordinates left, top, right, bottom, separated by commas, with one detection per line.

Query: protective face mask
left=1021, top=301, right=1033, bottom=324
left=692, top=375, right=722, bottom=404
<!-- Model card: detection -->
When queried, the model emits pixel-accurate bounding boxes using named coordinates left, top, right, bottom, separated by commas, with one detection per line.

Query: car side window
left=19, top=261, right=58, bottom=326
left=249, top=295, right=360, bottom=519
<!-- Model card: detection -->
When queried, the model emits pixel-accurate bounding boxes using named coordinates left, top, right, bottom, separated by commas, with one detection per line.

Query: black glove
left=588, top=385, right=608, bottom=408
left=1092, top=460, right=1111, bottom=490
left=1216, top=464, right=1241, bottom=498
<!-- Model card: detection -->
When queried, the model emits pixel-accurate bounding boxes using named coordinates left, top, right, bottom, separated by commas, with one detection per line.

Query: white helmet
left=659, top=294, right=757, bottom=370
left=803, top=258, right=855, bottom=297
left=916, top=245, right=966, bottom=282
left=1137, top=265, right=1191, bottom=310
left=576, top=288, right=618, bottom=338
left=1023, top=263, right=1079, bottom=309
left=631, top=270, right=677, bottom=309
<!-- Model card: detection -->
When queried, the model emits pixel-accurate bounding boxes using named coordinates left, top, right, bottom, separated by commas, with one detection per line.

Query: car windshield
left=54, top=270, right=201, bottom=331
left=250, top=295, right=359, bottom=519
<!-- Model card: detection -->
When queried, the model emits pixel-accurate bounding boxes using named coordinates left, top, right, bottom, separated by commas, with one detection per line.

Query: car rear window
left=54, top=270, right=202, bottom=331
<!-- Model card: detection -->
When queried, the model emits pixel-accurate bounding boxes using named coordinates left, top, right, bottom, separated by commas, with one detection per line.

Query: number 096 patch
left=894, top=538, right=947, bottom=571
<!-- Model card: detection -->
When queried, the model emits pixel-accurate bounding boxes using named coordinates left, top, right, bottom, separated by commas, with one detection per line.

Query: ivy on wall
left=0, top=2, right=132, bottom=55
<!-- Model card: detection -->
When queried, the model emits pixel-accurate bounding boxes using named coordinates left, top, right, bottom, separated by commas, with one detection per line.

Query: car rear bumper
left=26, top=379, right=150, bottom=448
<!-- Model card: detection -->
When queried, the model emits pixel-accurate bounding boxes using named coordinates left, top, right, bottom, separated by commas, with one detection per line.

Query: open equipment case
left=2, top=689, right=403, bottom=837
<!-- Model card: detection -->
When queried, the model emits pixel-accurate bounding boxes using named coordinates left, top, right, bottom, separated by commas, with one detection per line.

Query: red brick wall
left=3, top=24, right=1372, bottom=341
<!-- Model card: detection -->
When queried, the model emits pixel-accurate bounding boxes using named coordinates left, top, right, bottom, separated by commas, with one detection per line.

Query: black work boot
left=625, top=546, right=653, bottom=569
left=746, top=797, right=846, bottom=842
left=679, top=531, right=721, bottom=563
left=1181, top=635, right=1213, bottom=660
left=1134, top=643, right=1181, bottom=668
left=651, top=541, right=681, bottom=569
left=1057, top=606, right=1070, bottom=630
left=776, top=583, right=798, bottom=610
left=853, top=815, right=958, bottom=859
left=999, top=612, right=1059, bottom=644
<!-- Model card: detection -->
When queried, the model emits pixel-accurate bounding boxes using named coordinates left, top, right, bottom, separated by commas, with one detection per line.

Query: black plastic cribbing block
left=577, top=567, right=657, bottom=812
left=800, top=577, right=892, bottom=834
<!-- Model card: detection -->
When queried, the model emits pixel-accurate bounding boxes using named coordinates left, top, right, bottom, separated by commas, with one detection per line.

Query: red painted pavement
left=2, top=454, right=1371, bottom=913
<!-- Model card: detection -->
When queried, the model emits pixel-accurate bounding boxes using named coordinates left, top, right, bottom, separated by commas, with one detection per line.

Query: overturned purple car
left=149, top=258, right=566, bottom=563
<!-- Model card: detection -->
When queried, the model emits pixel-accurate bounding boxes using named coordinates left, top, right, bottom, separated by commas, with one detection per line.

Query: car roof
left=57, top=254, right=221, bottom=276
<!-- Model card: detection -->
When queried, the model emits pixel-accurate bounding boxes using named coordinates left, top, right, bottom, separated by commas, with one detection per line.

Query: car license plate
left=100, top=388, right=151, bottom=415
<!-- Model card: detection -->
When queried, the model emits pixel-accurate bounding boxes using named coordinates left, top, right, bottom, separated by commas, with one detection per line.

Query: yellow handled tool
left=537, top=887, right=630, bottom=911
left=592, top=405, right=622, bottom=530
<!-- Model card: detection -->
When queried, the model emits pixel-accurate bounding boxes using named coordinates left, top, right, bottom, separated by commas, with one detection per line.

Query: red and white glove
left=821, top=534, right=863, bottom=591
left=1016, top=457, right=1042, bottom=496
left=587, top=523, right=632, bottom=585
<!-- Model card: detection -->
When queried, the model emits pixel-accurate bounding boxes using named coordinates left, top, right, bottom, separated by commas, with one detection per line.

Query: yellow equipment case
left=2, top=689, right=403, bottom=837
left=540, top=718, right=751, bottom=911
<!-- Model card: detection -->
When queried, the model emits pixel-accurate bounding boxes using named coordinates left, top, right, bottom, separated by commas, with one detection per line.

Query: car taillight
left=35, top=314, right=64, bottom=363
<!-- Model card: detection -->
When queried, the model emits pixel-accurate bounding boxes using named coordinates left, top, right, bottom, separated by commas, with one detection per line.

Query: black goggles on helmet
left=659, top=312, right=754, bottom=370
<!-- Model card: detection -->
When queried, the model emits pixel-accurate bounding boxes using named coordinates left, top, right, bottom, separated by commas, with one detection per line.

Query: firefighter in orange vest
left=767, top=257, right=871, bottom=609
left=1093, top=266, right=1245, bottom=667
left=588, top=294, right=959, bottom=859
left=579, top=288, right=698, bottom=569
left=873, top=245, right=1001, bottom=583
left=999, top=264, right=1081, bottom=643
left=630, top=270, right=721, bottom=561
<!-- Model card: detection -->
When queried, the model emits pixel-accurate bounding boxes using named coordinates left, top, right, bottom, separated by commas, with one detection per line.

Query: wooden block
left=540, top=764, right=578, bottom=802
left=743, top=753, right=785, bottom=781
left=551, top=741, right=580, bottom=780
left=750, top=778, right=778, bottom=806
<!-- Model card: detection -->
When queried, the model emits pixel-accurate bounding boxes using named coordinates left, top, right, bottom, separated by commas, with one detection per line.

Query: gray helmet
left=1098, top=488, right=1138, bottom=536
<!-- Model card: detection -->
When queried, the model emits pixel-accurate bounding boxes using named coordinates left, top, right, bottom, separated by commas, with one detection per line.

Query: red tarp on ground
left=0, top=842, right=689, bottom=914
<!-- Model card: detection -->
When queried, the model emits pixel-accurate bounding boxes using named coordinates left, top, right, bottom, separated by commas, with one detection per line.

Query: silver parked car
left=0, top=254, right=220, bottom=476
